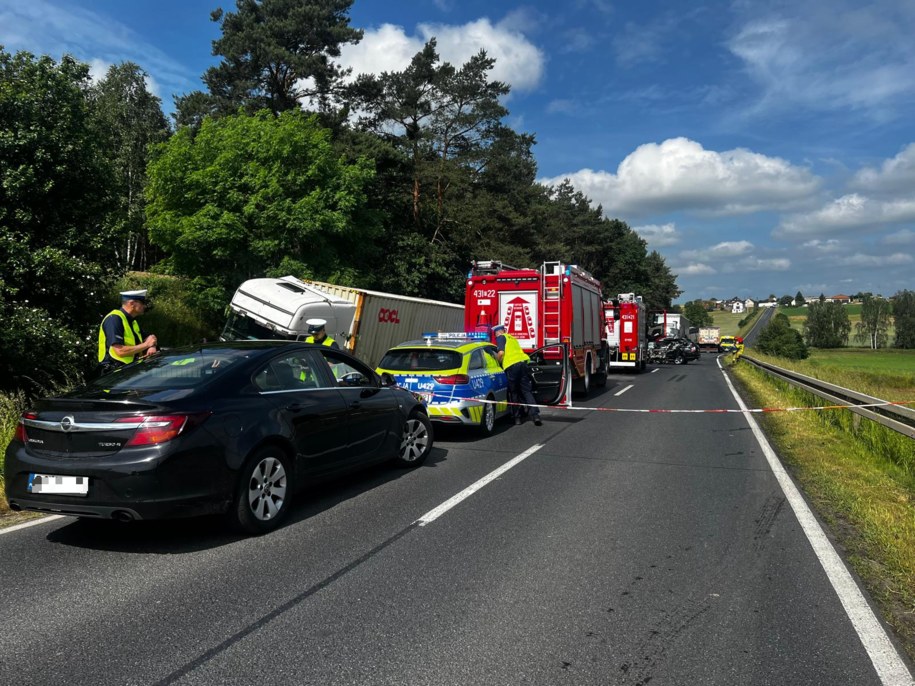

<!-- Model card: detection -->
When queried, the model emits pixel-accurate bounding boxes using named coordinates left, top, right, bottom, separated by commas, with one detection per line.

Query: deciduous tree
left=892, top=290, right=915, bottom=349
left=804, top=296, right=851, bottom=348
left=0, top=49, right=119, bottom=391
left=90, top=62, right=170, bottom=271
left=146, top=110, right=376, bottom=325
left=854, top=294, right=892, bottom=349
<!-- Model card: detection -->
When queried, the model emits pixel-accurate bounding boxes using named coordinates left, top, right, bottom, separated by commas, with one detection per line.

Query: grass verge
left=730, top=358, right=915, bottom=662
left=0, top=389, right=27, bottom=518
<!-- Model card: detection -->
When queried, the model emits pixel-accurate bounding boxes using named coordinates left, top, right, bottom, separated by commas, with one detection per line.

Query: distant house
left=731, top=301, right=745, bottom=314
left=744, top=298, right=756, bottom=310
left=828, top=294, right=851, bottom=304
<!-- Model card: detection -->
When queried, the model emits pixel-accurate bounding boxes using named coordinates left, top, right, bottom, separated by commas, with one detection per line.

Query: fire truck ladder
left=541, top=261, right=563, bottom=346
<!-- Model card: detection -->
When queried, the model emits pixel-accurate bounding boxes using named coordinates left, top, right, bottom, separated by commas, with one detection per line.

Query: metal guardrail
left=740, top=354, right=915, bottom=439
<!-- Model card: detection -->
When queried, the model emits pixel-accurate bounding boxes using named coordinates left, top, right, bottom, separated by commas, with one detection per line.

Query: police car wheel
left=478, top=398, right=496, bottom=435
left=395, top=411, right=432, bottom=467
left=230, top=446, right=293, bottom=534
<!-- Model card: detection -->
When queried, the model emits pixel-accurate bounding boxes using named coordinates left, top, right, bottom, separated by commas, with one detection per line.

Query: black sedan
left=4, top=341, right=433, bottom=534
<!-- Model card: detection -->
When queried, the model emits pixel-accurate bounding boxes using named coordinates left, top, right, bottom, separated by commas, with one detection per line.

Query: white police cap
left=305, top=318, right=327, bottom=332
left=120, top=289, right=148, bottom=301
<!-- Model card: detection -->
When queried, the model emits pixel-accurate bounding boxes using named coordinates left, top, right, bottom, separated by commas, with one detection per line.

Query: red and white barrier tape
left=425, top=392, right=915, bottom=415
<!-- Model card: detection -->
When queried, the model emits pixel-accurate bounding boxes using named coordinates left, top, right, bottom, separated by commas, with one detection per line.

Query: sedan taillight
left=115, top=413, right=210, bottom=446
left=432, top=374, right=470, bottom=385
left=15, top=412, right=38, bottom=443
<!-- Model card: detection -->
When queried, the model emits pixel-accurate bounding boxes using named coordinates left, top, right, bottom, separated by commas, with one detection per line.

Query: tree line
left=0, top=0, right=681, bottom=394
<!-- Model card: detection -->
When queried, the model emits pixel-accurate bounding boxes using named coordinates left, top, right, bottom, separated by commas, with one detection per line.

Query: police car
left=375, top=332, right=510, bottom=434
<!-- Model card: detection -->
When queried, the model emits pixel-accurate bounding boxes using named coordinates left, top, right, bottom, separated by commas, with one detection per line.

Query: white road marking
left=718, top=358, right=914, bottom=686
left=0, top=515, right=64, bottom=536
left=415, top=444, right=544, bottom=526
left=650, top=368, right=660, bottom=373
left=614, top=384, right=634, bottom=397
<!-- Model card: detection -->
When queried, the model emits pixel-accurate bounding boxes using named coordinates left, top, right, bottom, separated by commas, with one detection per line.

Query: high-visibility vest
left=97, top=309, right=142, bottom=364
left=305, top=335, right=336, bottom=347
left=500, top=333, right=530, bottom=369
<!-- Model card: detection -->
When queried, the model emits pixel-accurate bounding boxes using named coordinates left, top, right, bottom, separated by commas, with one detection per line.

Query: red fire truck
left=464, top=260, right=608, bottom=397
left=603, top=293, right=647, bottom=372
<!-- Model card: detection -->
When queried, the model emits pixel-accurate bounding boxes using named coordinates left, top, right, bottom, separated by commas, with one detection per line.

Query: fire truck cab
left=464, top=260, right=608, bottom=398
left=603, top=293, right=647, bottom=372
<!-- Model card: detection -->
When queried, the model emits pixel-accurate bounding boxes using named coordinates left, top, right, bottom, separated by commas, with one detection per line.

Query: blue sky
left=2, top=0, right=914, bottom=303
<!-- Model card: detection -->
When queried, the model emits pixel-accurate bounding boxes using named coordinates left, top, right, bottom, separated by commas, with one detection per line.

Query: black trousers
left=505, top=361, right=539, bottom=419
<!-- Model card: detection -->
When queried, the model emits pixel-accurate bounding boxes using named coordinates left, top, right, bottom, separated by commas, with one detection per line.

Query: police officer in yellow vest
left=493, top=323, right=542, bottom=426
left=97, top=290, right=157, bottom=375
left=304, top=318, right=339, bottom=350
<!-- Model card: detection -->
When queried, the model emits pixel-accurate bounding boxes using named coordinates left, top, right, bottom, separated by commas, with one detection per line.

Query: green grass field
left=775, top=304, right=899, bottom=346
left=746, top=348, right=915, bottom=402
left=709, top=311, right=747, bottom=336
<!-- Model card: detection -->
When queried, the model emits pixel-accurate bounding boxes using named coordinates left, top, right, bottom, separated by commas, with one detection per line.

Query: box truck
left=221, top=276, right=465, bottom=367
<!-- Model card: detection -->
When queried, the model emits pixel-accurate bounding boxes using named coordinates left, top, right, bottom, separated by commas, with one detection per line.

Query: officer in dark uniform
left=493, top=323, right=542, bottom=426
left=96, top=289, right=157, bottom=376
left=304, top=318, right=339, bottom=349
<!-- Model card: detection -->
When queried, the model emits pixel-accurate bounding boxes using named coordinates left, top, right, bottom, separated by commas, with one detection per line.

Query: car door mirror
left=380, top=372, right=397, bottom=387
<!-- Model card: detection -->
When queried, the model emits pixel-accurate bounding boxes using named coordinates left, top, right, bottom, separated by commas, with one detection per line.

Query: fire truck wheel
left=594, top=369, right=607, bottom=388
left=478, top=397, right=496, bottom=435
left=573, top=357, right=592, bottom=396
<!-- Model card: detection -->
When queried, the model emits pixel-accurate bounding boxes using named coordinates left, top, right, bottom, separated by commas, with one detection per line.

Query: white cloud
left=882, top=229, right=915, bottom=245
left=540, top=138, right=819, bottom=217
left=731, top=257, right=791, bottom=272
left=675, top=263, right=716, bottom=276
left=546, top=99, right=577, bottom=115
left=802, top=239, right=845, bottom=254
left=0, top=0, right=196, bottom=105
left=776, top=193, right=915, bottom=238
left=728, top=2, right=915, bottom=119
left=834, top=253, right=914, bottom=267
left=681, top=240, right=753, bottom=261
left=852, top=142, right=915, bottom=195
left=341, top=18, right=545, bottom=93
left=634, top=223, right=680, bottom=247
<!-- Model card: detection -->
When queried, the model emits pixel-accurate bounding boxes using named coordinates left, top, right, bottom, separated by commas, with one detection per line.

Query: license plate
left=28, top=473, right=89, bottom=496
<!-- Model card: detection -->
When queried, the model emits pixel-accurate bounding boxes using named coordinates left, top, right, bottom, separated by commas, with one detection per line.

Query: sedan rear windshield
left=379, top=348, right=463, bottom=372
left=86, top=348, right=252, bottom=391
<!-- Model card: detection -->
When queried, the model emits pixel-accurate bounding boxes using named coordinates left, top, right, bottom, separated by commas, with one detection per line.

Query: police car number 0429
left=27, top=473, right=89, bottom=496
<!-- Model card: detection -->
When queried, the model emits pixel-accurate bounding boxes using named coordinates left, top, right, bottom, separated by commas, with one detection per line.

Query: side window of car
left=318, top=350, right=375, bottom=387
left=468, top=349, right=484, bottom=371
left=253, top=352, right=331, bottom=392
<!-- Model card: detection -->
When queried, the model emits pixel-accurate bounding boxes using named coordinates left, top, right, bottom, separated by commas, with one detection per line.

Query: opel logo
left=60, top=416, right=75, bottom=432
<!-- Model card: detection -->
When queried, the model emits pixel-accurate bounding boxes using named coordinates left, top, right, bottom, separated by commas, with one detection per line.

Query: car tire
left=478, top=397, right=497, bottom=435
left=229, top=446, right=293, bottom=535
left=674, top=353, right=685, bottom=365
left=395, top=411, right=432, bottom=467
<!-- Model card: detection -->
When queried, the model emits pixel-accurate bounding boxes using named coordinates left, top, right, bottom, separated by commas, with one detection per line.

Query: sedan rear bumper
left=4, top=442, right=233, bottom=521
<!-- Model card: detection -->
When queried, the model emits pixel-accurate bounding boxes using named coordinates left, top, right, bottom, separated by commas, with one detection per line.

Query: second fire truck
left=464, top=260, right=608, bottom=396
left=603, top=293, right=648, bottom=372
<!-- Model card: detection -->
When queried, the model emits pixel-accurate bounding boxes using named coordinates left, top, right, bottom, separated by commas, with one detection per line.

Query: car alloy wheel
left=248, top=455, right=288, bottom=522
left=396, top=412, right=432, bottom=467
left=230, top=447, right=293, bottom=534
left=479, top=398, right=496, bottom=435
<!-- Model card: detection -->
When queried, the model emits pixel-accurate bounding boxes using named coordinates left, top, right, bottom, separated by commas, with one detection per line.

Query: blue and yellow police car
left=376, top=332, right=509, bottom=434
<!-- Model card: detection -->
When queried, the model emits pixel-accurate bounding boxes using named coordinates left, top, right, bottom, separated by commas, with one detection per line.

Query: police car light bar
left=421, top=331, right=489, bottom=340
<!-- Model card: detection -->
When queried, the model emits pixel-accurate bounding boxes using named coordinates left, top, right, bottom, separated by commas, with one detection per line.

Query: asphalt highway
left=1, top=354, right=912, bottom=685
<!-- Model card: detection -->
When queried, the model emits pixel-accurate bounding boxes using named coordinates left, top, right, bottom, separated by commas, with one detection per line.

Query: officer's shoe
left=533, top=417, right=543, bottom=426
left=514, top=417, right=522, bottom=425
